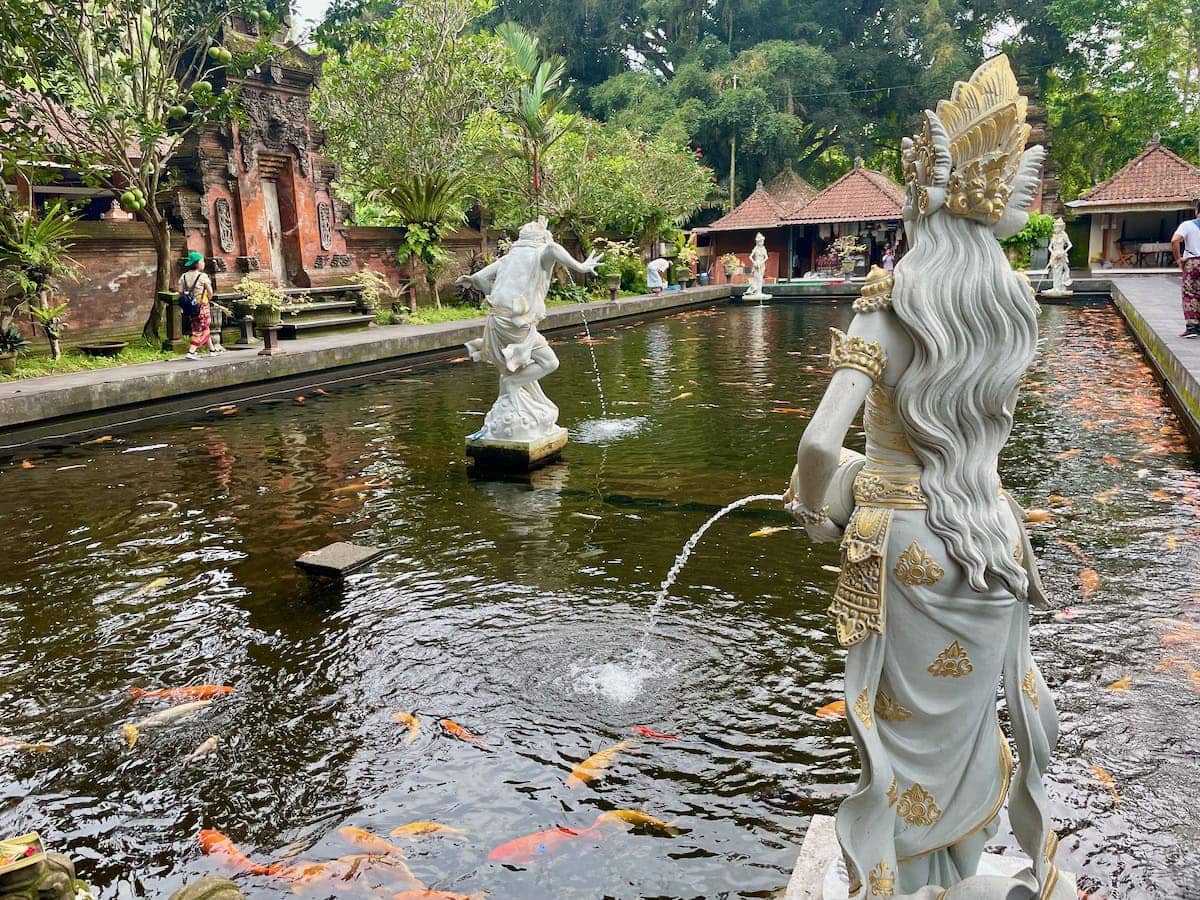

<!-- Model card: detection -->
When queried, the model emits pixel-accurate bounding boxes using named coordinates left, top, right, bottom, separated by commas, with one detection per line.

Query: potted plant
left=720, top=252, right=741, bottom=280
left=0, top=323, right=30, bottom=375
left=354, top=269, right=393, bottom=313
left=592, top=238, right=640, bottom=296
left=676, top=244, right=698, bottom=287
left=235, top=277, right=286, bottom=327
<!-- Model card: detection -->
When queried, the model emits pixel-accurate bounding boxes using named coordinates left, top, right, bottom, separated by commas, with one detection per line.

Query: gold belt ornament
left=853, top=469, right=928, bottom=509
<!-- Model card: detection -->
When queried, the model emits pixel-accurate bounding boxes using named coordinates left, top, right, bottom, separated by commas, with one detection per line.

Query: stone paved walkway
left=1109, top=273, right=1200, bottom=443
left=0, top=286, right=728, bottom=443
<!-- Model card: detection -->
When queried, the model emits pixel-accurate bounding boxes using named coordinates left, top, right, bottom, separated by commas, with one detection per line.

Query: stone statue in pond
left=745, top=232, right=772, bottom=300
left=1045, top=217, right=1073, bottom=297
left=785, top=56, right=1071, bottom=899
left=457, top=219, right=600, bottom=444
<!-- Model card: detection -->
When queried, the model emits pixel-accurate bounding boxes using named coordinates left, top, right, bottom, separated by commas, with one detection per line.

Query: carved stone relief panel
left=215, top=198, right=236, bottom=253
left=317, top=202, right=333, bottom=251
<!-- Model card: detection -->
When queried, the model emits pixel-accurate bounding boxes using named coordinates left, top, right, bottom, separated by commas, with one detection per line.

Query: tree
left=313, top=0, right=512, bottom=306
left=494, top=23, right=578, bottom=214
left=0, top=0, right=277, bottom=342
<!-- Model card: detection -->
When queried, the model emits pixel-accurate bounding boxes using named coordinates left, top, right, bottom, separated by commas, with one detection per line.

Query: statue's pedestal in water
left=784, top=816, right=1077, bottom=900
left=466, top=426, right=568, bottom=472
left=1039, top=289, right=1074, bottom=299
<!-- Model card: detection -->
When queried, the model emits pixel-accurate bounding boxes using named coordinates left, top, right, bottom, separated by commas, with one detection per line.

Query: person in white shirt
left=1171, top=201, right=1200, bottom=337
left=646, top=258, right=670, bottom=294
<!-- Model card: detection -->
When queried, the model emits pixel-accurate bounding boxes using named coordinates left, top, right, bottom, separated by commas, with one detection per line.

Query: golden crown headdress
left=902, top=55, right=1045, bottom=235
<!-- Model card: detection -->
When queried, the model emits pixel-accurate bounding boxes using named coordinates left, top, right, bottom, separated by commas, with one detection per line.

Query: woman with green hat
left=180, top=252, right=223, bottom=360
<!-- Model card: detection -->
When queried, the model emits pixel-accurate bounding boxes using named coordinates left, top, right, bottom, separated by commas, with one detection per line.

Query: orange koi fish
left=1023, top=509, right=1054, bottom=524
left=198, top=829, right=280, bottom=877
left=1105, top=675, right=1131, bottom=691
left=815, top=700, right=846, bottom=719
left=1080, top=568, right=1101, bottom=599
left=439, top=719, right=488, bottom=750
left=567, top=739, right=638, bottom=787
left=1090, top=765, right=1121, bottom=804
left=130, top=685, right=234, bottom=703
left=1054, top=449, right=1082, bottom=461
left=631, top=726, right=677, bottom=741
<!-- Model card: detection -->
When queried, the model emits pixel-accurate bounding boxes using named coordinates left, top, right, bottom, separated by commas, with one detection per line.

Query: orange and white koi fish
left=389, top=822, right=467, bottom=839
left=439, top=719, right=488, bottom=750
left=631, top=726, right=677, bottom=741
left=815, top=700, right=846, bottom=719
left=487, top=809, right=675, bottom=864
left=181, top=736, right=219, bottom=768
left=130, top=685, right=234, bottom=703
left=567, top=739, right=638, bottom=787
left=120, top=699, right=213, bottom=748
left=394, top=712, right=421, bottom=744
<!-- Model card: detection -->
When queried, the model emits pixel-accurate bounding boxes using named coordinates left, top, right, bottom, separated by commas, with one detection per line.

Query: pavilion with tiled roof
left=1066, top=136, right=1200, bottom=268
left=698, top=159, right=906, bottom=284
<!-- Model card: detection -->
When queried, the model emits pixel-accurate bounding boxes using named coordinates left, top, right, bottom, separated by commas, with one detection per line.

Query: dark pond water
left=0, top=301, right=1197, bottom=899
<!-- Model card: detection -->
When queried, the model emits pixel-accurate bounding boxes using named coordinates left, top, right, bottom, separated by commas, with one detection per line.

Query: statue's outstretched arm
left=543, top=242, right=602, bottom=276
left=456, top=259, right=502, bottom=294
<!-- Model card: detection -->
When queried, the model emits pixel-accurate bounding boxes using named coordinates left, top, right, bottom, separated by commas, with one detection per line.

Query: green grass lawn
left=1, top=342, right=177, bottom=381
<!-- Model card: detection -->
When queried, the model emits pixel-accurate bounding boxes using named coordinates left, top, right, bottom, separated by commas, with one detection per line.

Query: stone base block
left=744, top=291, right=774, bottom=301
left=785, top=815, right=1077, bottom=899
left=466, top=427, right=568, bottom=472
left=295, top=542, right=387, bottom=578
left=1039, top=289, right=1074, bottom=299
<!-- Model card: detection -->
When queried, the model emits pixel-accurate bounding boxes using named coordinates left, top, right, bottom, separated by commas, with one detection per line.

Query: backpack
left=178, top=272, right=204, bottom=319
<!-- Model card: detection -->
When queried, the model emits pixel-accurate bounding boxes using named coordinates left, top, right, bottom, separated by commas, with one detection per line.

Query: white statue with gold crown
left=784, top=56, right=1073, bottom=899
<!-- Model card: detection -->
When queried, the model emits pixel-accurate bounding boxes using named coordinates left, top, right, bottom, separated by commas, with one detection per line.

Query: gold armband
left=852, top=266, right=893, bottom=313
left=829, top=328, right=886, bottom=383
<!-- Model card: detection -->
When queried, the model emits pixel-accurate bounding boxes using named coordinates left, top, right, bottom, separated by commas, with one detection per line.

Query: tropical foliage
left=0, top=0, right=278, bottom=341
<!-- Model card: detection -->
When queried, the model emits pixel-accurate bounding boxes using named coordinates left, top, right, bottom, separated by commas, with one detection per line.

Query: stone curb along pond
left=0, top=285, right=731, bottom=441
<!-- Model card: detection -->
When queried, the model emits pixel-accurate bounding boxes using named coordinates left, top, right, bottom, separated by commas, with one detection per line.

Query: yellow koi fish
left=670, top=392, right=693, bottom=401
left=389, top=822, right=467, bottom=839
left=1090, top=764, right=1121, bottom=804
left=336, top=826, right=405, bottom=855
left=1105, top=675, right=1131, bottom=691
left=749, top=526, right=790, bottom=538
left=594, top=809, right=679, bottom=835
left=567, top=739, right=638, bottom=787
left=394, top=712, right=421, bottom=744
left=130, top=577, right=170, bottom=598
left=181, top=736, right=219, bottom=768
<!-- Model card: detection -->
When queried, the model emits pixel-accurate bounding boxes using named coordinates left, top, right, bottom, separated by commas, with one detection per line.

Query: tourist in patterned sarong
left=1170, top=200, right=1200, bottom=337
left=180, top=252, right=224, bottom=360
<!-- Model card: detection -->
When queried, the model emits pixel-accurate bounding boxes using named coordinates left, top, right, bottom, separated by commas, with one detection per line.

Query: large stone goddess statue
left=457, top=219, right=600, bottom=454
left=785, top=56, right=1071, bottom=899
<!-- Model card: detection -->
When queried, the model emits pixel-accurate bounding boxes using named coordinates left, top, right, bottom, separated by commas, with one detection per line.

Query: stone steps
left=279, top=313, right=374, bottom=339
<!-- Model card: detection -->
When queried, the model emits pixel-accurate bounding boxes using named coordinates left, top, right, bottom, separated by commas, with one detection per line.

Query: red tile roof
left=706, top=182, right=787, bottom=232
left=1068, top=141, right=1200, bottom=209
left=765, top=166, right=818, bottom=211
left=783, top=166, right=905, bottom=224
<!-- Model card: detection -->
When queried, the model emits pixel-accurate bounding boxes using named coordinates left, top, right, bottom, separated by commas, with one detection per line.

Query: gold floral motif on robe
left=893, top=541, right=945, bottom=586
left=928, top=640, right=974, bottom=678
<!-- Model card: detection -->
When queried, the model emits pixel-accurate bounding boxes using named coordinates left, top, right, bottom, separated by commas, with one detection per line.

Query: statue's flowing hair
left=891, top=212, right=1037, bottom=598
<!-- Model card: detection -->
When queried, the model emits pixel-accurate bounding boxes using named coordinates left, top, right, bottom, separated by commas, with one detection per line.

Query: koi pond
left=1, top=301, right=1197, bottom=898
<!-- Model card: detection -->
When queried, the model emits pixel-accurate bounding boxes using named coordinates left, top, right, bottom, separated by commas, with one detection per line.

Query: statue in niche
left=456, top=218, right=600, bottom=443
left=1044, top=217, right=1073, bottom=297
left=785, top=56, right=1071, bottom=899
left=744, top=232, right=772, bottom=300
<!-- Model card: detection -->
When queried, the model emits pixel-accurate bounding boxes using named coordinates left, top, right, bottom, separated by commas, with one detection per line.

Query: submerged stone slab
left=466, top=426, right=568, bottom=472
left=295, top=542, right=386, bottom=577
left=785, top=815, right=1077, bottom=899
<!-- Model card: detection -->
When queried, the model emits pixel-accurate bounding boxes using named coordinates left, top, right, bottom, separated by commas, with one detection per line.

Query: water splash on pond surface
left=573, top=416, right=650, bottom=444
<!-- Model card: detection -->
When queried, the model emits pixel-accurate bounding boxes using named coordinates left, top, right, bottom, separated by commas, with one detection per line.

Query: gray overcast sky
left=292, top=0, right=331, bottom=31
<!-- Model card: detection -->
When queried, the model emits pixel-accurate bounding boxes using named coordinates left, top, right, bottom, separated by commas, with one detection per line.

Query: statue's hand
left=581, top=252, right=603, bottom=275
left=455, top=275, right=476, bottom=290
left=803, top=518, right=844, bottom=545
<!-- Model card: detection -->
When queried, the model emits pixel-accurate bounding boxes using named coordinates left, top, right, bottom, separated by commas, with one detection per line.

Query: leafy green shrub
left=1000, top=212, right=1055, bottom=271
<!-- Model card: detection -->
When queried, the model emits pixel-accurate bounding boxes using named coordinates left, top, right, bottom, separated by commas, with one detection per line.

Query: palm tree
left=495, top=23, right=577, bottom=214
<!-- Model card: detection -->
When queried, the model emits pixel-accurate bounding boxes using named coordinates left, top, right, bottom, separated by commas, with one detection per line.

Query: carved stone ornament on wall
left=239, top=88, right=311, bottom=174
left=237, top=255, right=261, bottom=273
left=317, top=202, right=333, bottom=251
left=331, top=254, right=352, bottom=268
left=215, top=198, right=236, bottom=254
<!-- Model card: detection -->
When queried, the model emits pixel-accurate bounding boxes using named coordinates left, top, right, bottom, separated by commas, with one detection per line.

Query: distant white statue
left=1044, top=217, right=1073, bottom=297
left=784, top=56, right=1074, bottom=899
left=744, top=232, right=772, bottom=300
left=457, top=219, right=600, bottom=445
